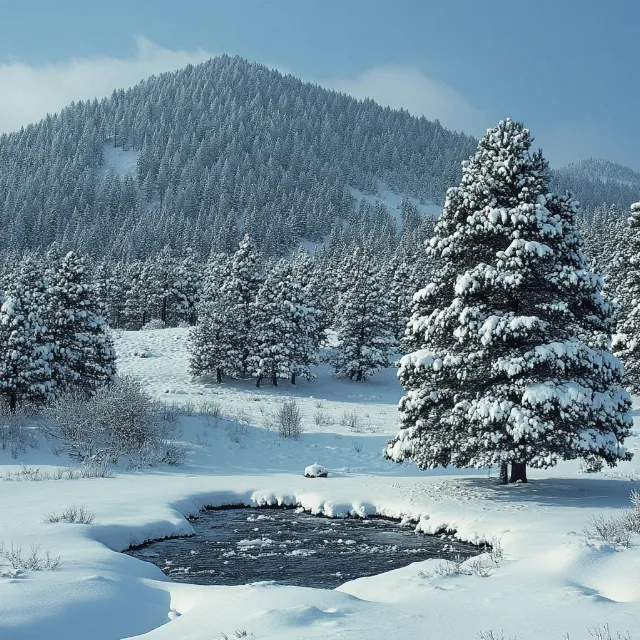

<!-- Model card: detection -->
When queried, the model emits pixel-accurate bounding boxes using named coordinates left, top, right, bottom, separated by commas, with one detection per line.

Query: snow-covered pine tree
left=0, top=260, right=54, bottom=410
left=385, top=119, right=632, bottom=483
left=331, top=247, right=395, bottom=381
left=291, top=248, right=325, bottom=363
left=385, top=252, right=415, bottom=347
left=189, top=238, right=262, bottom=382
left=250, top=259, right=298, bottom=387
left=189, top=253, right=234, bottom=383
left=172, top=247, right=201, bottom=326
left=613, top=202, right=640, bottom=392
left=225, top=235, right=263, bottom=378
left=46, top=251, right=116, bottom=393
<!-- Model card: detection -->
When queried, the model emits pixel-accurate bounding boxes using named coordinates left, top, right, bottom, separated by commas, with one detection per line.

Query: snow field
left=0, top=327, right=638, bottom=639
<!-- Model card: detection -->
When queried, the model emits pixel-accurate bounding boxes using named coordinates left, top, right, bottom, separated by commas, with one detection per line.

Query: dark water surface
left=127, top=507, right=479, bottom=589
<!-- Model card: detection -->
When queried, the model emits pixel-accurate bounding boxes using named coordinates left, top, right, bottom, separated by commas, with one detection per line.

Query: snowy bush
left=0, top=409, right=37, bottom=458
left=275, top=399, right=304, bottom=439
left=45, top=504, right=96, bottom=524
left=0, top=542, right=61, bottom=577
left=313, top=409, right=331, bottom=428
left=477, top=625, right=632, bottom=639
left=141, top=318, right=166, bottom=331
left=339, top=410, right=367, bottom=433
left=1, top=462, right=113, bottom=482
left=424, top=553, right=498, bottom=578
left=583, top=491, right=640, bottom=547
left=41, top=375, right=186, bottom=467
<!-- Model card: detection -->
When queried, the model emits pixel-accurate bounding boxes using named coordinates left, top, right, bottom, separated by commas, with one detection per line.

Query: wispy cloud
left=0, top=36, right=215, bottom=134
left=325, top=65, right=486, bottom=136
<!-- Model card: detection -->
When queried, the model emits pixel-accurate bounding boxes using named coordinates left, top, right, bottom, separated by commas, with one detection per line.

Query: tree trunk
left=216, top=368, right=222, bottom=384
left=356, top=369, right=363, bottom=381
left=291, top=372, right=297, bottom=385
left=9, top=391, right=16, bottom=414
left=256, top=375, right=262, bottom=388
left=272, top=371, right=278, bottom=387
left=509, top=462, right=527, bottom=483
left=499, top=462, right=508, bottom=484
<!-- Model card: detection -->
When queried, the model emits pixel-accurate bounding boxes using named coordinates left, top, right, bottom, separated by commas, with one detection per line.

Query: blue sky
left=0, top=0, right=638, bottom=169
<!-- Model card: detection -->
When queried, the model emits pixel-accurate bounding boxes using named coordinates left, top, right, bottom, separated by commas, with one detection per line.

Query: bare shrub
left=620, top=490, right=640, bottom=535
left=583, top=491, right=640, bottom=548
left=0, top=542, right=61, bottom=576
left=41, top=375, right=185, bottom=468
left=226, top=421, right=248, bottom=443
left=587, top=624, right=632, bottom=640
left=339, top=410, right=366, bottom=433
left=182, top=398, right=195, bottom=416
left=352, top=441, right=363, bottom=453
left=0, top=409, right=37, bottom=458
left=45, top=504, right=96, bottom=524
left=1, top=462, right=113, bottom=482
left=313, top=409, right=331, bottom=428
left=234, top=407, right=251, bottom=424
left=422, top=552, right=499, bottom=578
left=199, top=399, right=223, bottom=420
left=275, top=399, right=304, bottom=439
left=478, top=627, right=632, bottom=640
left=313, top=399, right=324, bottom=409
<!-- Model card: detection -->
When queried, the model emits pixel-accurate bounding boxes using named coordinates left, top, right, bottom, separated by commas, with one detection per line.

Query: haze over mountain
left=0, top=55, right=635, bottom=259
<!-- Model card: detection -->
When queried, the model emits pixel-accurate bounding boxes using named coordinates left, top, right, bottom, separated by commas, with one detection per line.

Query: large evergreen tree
left=385, top=119, right=633, bottom=482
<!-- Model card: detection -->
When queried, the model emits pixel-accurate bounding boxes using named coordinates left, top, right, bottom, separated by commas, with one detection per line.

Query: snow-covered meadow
left=1, top=327, right=639, bottom=639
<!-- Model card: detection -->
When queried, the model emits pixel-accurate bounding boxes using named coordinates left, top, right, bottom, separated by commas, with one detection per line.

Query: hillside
left=0, top=55, right=476, bottom=259
left=0, top=55, right=636, bottom=260
left=553, top=158, right=640, bottom=211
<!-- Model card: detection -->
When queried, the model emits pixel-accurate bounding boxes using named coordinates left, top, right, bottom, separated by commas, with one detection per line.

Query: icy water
left=127, top=507, right=479, bottom=589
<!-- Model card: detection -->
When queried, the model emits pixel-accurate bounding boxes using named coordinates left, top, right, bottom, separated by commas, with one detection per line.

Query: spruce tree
left=613, top=202, right=640, bottom=392
left=46, top=252, right=116, bottom=393
left=172, top=248, right=201, bottom=326
left=250, top=259, right=298, bottom=387
left=225, top=235, right=263, bottom=378
left=386, top=253, right=415, bottom=347
left=331, top=248, right=394, bottom=381
left=0, top=262, right=54, bottom=410
left=189, top=256, right=237, bottom=384
left=385, top=119, right=632, bottom=482
left=189, top=238, right=262, bottom=382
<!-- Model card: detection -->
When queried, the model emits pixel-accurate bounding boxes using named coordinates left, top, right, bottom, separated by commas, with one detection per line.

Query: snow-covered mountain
left=0, top=55, right=636, bottom=259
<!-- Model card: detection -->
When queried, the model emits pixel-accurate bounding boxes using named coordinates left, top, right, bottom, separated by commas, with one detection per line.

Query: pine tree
left=46, top=252, right=116, bottom=393
left=172, top=247, right=201, bottom=326
left=189, top=238, right=261, bottom=382
left=224, top=235, right=263, bottom=378
left=250, top=259, right=298, bottom=387
left=613, top=202, right=640, bottom=392
left=386, top=253, right=415, bottom=347
left=385, top=119, right=633, bottom=482
left=331, top=248, right=394, bottom=381
left=0, top=261, right=54, bottom=410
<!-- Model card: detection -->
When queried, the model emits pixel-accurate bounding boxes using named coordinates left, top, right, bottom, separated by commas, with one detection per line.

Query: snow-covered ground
left=99, top=143, right=139, bottom=179
left=1, top=328, right=639, bottom=639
